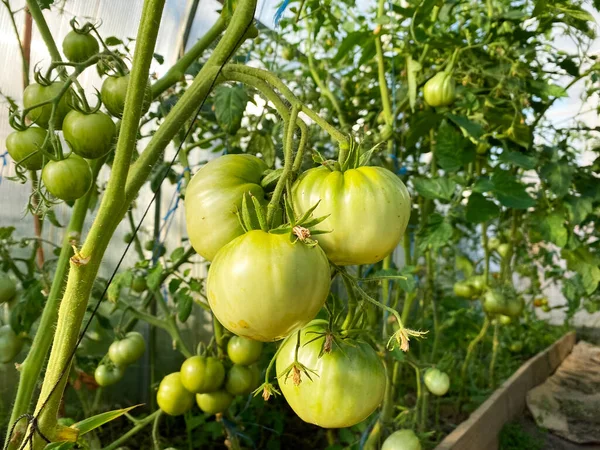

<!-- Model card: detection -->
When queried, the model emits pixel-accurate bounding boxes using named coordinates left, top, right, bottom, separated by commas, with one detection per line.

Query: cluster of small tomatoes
left=0, top=274, right=23, bottom=364
left=6, top=27, right=149, bottom=202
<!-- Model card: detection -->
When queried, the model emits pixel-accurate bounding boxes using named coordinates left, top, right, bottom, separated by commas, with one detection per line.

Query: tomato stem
left=488, top=320, right=500, bottom=389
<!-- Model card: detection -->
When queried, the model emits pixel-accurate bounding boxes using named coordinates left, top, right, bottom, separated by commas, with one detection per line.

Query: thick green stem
left=151, top=16, right=226, bottom=97
left=213, top=315, right=225, bottom=358
left=459, top=317, right=490, bottom=405
left=5, top=160, right=101, bottom=450
left=381, top=255, right=391, bottom=339
left=489, top=321, right=499, bottom=389
left=364, top=358, right=394, bottom=450
left=374, top=0, right=393, bottom=126
left=25, top=0, right=61, bottom=64
left=306, top=52, right=347, bottom=128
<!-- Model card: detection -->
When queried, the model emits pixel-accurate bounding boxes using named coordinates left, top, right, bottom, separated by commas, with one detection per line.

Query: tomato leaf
left=214, top=86, right=248, bottom=135
left=491, top=169, right=536, bottom=209
left=176, top=290, right=193, bottom=322
left=72, top=405, right=140, bottom=436
left=562, top=247, right=600, bottom=295
left=406, top=55, right=421, bottom=112
left=539, top=160, right=574, bottom=198
left=417, top=213, right=453, bottom=252
left=446, top=114, right=484, bottom=140
left=538, top=212, right=568, bottom=247
left=331, top=31, right=371, bottom=65
left=565, top=195, right=593, bottom=225
left=147, top=263, right=163, bottom=291
left=248, top=132, right=276, bottom=168
left=413, top=177, right=456, bottom=201
left=9, top=279, right=45, bottom=334
left=107, top=271, right=132, bottom=303
left=498, top=151, right=538, bottom=170
left=435, top=121, right=475, bottom=172
left=465, top=193, right=500, bottom=223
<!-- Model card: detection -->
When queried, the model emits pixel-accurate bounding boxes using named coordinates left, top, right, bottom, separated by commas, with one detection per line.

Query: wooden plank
left=435, top=331, right=577, bottom=450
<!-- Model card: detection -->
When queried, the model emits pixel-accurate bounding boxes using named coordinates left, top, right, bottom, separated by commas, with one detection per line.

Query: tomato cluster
left=0, top=274, right=22, bottom=364
left=157, top=335, right=263, bottom=416
left=94, top=332, right=146, bottom=387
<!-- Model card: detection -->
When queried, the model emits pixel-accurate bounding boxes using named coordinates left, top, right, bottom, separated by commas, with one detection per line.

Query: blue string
left=0, top=151, right=9, bottom=186
left=273, top=0, right=290, bottom=26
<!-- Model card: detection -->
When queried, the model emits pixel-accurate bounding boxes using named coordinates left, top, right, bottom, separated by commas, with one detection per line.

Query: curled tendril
left=33, top=63, right=52, bottom=86
left=69, top=17, right=98, bottom=35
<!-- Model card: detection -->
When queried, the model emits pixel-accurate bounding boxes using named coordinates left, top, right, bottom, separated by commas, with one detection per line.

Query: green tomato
left=196, top=390, right=233, bottom=415
left=23, top=82, right=72, bottom=129
left=156, top=372, right=195, bottom=416
left=498, top=315, right=512, bottom=325
left=63, top=110, right=116, bottom=159
left=453, top=281, right=474, bottom=299
left=123, top=232, right=133, bottom=243
left=497, top=243, right=510, bottom=259
left=94, top=364, right=125, bottom=387
left=423, top=72, right=456, bottom=107
left=276, top=321, right=386, bottom=428
left=207, top=230, right=330, bottom=342
left=180, top=355, right=225, bottom=393
left=505, top=297, right=524, bottom=317
left=467, top=275, right=486, bottom=293
left=62, top=30, right=99, bottom=62
left=423, top=368, right=450, bottom=396
left=482, top=289, right=508, bottom=315
left=225, top=364, right=255, bottom=395
left=108, top=332, right=146, bottom=367
left=382, top=429, right=422, bottom=450
left=541, top=304, right=551, bottom=313
left=130, top=276, right=147, bottom=293
left=42, top=154, right=92, bottom=201
left=101, top=74, right=152, bottom=118
left=185, top=155, right=268, bottom=261
left=5, top=127, right=46, bottom=170
left=509, top=341, right=523, bottom=353
left=292, top=166, right=411, bottom=265
left=144, top=240, right=155, bottom=251
left=227, top=336, right=263, bottom=366
left=282, top=47, right=294, bottom=61
left=0, top=273, right=17, bottom=304
left=487, top=237, right=501, bottom=251
left=0, top=325, right=23, bottom=363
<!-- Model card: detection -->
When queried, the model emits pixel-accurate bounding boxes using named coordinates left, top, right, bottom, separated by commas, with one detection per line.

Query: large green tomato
left=207, top=230, right=330, bottom=341
left=63, top=110, right=116, bottom=159
left=23, top=82, right=72, bottom=129
left=62, top=31, right=99, bottom=62
left=196, top=390, right=233, bottom=415
left=453, top=281, right=474, bottom=299
left=0, top=325, right=23, bottom=363
left=276, top=321, right=386, bottom=428
left=42, top=154, right=92, bottom=201
left=423, top=72, right=456, bottom=108
left=482, top=289, right=508, bottom=315
left=94, top=364, right=125, bottom=387
left=101, top=74, right=152, bottom=118
left=225, top=364, right=254, bottom=395
left=180, top=356, right=225, bottom=393
left=185, top=155, right=268, bottom=261
left=5, top=127, right=46, bottom=170
left=292, top=166, right=411, bottom=265
left=108, top=332, right=146, bottom=367
left=227, top=336, right=263, bottom=366
left=0, top=273, right=17, bottom=303
left=423, top=368, right=450, bottom=396
left=505, top=296, right=524, bottom=317
left=156, top=372, right=195, bottom=416
left=382, top=429, right=422, bottom=450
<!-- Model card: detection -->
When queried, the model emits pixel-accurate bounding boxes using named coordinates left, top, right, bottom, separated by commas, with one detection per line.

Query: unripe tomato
left=156, top=372, right=195, bottom=416
left=498, top=315, right=512, bottom=325
left=42, top=154, right=92, bottom=201
left=505, top=297, right=524, bottom=317
left=541, top=305, right=551, bottom=313
left=0, top=273, right=17, bottom=303
left=6, top=127, right=46, bottom=170
left=276, top=320, right=386, bottom=428
left=382, top=429, right=421, bottom=450
left=424, top=368, right=450, bottom=396
left=185, top=155, right=268, bottom=261
left=63, top=110, right=116, bottom=159
left=207, top=230, right=330, bottom=342
left=94, top=364, right=125, bottom=387
left=0, top=325, right=23, bottom=363
left=453, top=281, right=474, bottom=298
left=292, top=166, right=411, bottom=265
left=227, top=336, right=263, bottom=366
left=467, top=275, right=486, bottom=293
left=483, top=289, right=507, bottom=315
left=225, top=364, right=255, bottom=395
left=123, top=232, right=133, bottom=243
left=130, top=276, right=147, bottom=293
left=509, top=341, right=523, bottom=353
left=282, top=47, right=294, bottom=61
left=497, top=243, right=510, bottom=259
left=62, top=31, right=99, bottom=62
left=108, top=332, right=146, bottom=367
left=487, top=237, right=501, bottom=251
left=196, top=390, right=233, bottom=415
left=23, top=82, right=72, bottom=129
left=101, top=74, right=152, bottom=118
left=180, top=356, right=225, bottom=393
left=423, top=72, right=456, bottom=107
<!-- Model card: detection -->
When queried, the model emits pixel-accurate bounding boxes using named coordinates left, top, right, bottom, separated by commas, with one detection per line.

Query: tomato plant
left=5, top=127, right=46, bottom=170
left=156, top=372, right=195, bottom=416
left=41, top=154, right=93, bottom=201
left=0, top=273, right=17, bottom=303
left=382, top=429, right=422, bottom=450
left=227, top=335, right=263, bottom=366
left=22, top=82, right=72, bottom=129
left=108, top=332, right=146, bottom=367
left=196, top=390, right=233, bottom=415
left=94, top=364, right=125, bottom=387
left=180, top=355, right=225, bottom=393
left=62, top=110, right=116, bottom=159
left=0, top=325, right=23, bottom=364
left=423, top=72, right=456, bottom=108
left=424, top=368, right=450, bottom=396
left=62, top=30, right=99, bottom=63
left=101, top=73, right=152, bottom=118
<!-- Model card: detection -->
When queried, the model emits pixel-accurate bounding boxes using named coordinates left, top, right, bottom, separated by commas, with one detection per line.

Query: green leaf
left=413, top=178, right=456, bottom=201
left=435, top=121, right=475, bottom=172
left=562, top=247, right=600, bottom=295
left=540, top=161, right=573, bottom=198
left=446, top=114, right=484, bottom=140
left=407, top=55, right=421, bottom=113
left=46, top=209, right=63, bottom=228
left=417, top=213, right=453, bottom=252
left=507, top=123, right=532, bottom=149
left=0, top=226, right=15, bottom=240
left=538, top=213, right=568, bottom=247
left=147, top=263, right=163, bottom=291
left=465, top=193, right=500, bottom=223
left=248, top=132, right=276, bottom=168
left=44, top=443, right=75, bottom=450
left=472, top=177, right=494, bottom=193
left=9, top=280, right=45, bottom=334
left=107, top=271, right=132, bottom=303
left=105, top=36, right=123, bottom=46
left=176, top=290, right=193, bottom=322
left=73, top=405, right=140, bottom=436
left=498, top=151, right=537, bottom=170
left=214, top=85, right=248, bottom=135
left=491, top=169, right=536, bottom=209
left=331, top=31, right=371, bottom=64
left=565, top=195, right=593, bottom=225
left=170, top=247, right=185, bottom=261
left=533, top=0, right=548, bottom=16
left=555, top=5, right=595, bottom=22
left=406, top=111, right=441, bottom=148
